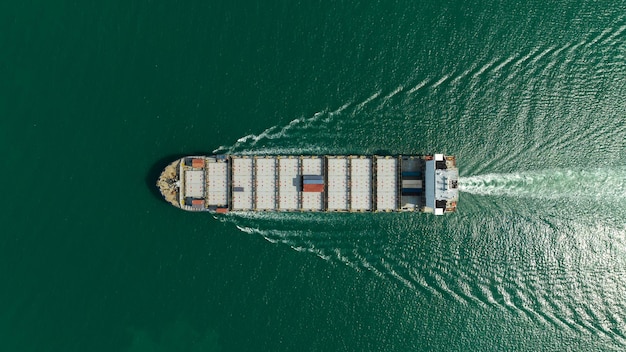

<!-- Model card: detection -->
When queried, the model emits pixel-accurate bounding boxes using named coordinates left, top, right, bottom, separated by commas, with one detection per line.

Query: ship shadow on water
left=145, top=153, right=206, bottom=204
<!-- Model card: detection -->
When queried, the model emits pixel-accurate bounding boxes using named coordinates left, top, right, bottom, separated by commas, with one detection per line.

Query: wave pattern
left=214, top=14, right=625, bottom=169
left=219, top=203, right=626, bottom=344
left=210, top=15, right=626, bottom=347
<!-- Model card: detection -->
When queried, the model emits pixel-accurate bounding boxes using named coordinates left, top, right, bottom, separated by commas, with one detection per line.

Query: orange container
left=303, top=184, right=324, bottom=192
left=192, top=158, right=205, bottom=168
left=216, top=208, right=229, bottom=214
left=191, top=199, right=204, bottom=205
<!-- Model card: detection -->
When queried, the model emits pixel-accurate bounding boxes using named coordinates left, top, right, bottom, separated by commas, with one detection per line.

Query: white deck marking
left=255, top=157, right=276, bottom=210
left=376, top=157, right=397, bottom=211
left=184, top=170, right=205, bottom=198
left=207, top=159, right=228, bottom=206
left=327, top=157, right=348, bottom=211
left=350, top=158, right=372, bottom=211
left=231, top=157, right=253, bottom=210
left=278, top=158, right=299, bottom=210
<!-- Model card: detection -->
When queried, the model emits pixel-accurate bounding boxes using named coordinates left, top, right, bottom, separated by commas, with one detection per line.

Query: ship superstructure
left=157, top=154, right=458, bottom=215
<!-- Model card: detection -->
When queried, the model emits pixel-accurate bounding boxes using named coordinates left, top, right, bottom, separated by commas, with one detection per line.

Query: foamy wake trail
left=219, top=212, right=407, bottom=282
left=229, top=221, right=369, bottom=270
left=213, top=102, right=354, bottom=154
left=460, top=167, right=626, bottom=200
left=219, top=197, right=626, bottom=343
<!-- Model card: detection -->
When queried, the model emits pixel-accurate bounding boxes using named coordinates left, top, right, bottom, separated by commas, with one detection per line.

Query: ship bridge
left=425, top=154, right=459, bottom=215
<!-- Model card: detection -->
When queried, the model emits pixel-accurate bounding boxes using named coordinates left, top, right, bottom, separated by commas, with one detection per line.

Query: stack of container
left=191, top=158, right=205, bottom=169
left=191, top=199, right=205, bottom=208
left=302, top=175, right=324, bottom=192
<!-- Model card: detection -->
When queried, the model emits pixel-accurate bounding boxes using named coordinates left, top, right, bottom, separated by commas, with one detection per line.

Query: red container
left=191, top=199, right=204, bottom=205
left=216, top=208, right=229, bottom=214
left=192, top=158, right=205, bottom=168
left=303, top=184, right=324, bottom=192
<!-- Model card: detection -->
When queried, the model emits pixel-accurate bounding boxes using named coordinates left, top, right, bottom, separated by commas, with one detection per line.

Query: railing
left=274, top=156, right=280, bottom=211
left=323, top=156, right=329, bottom=211
left=347, top=156, right=352, bottom=212
left=371, top=156, right=377, bottom=212
left=397, top=155, right=403, bottom=210
left=227, top=156, right=233, bottom=210
left=251, top=156, right=256, bottom=211
left=297, top=156, right=303, bottom=211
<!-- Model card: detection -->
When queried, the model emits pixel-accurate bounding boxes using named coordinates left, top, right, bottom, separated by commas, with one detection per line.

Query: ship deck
left=161, top=154, right=458, bottom=214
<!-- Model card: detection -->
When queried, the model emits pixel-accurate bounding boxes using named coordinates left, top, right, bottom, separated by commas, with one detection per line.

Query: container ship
left=157, top=154, right=458, bottom=215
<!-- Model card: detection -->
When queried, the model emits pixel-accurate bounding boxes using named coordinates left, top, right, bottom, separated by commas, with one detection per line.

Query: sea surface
left=1, top=1, right=625, bottom=351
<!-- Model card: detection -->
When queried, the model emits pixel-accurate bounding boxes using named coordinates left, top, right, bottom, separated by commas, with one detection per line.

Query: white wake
left=460, top=167, right=626, bottom=200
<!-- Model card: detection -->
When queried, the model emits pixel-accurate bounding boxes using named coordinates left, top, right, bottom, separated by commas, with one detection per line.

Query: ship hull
left=157, top=154, right=458, bottom=215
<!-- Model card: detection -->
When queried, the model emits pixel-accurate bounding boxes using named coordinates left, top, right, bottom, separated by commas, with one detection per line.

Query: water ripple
left=205, top=14, right=626, bottom=346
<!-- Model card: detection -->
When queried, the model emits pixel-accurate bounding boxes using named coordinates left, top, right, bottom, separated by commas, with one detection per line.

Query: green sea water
left=1, top=1, right=625, bottom=351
